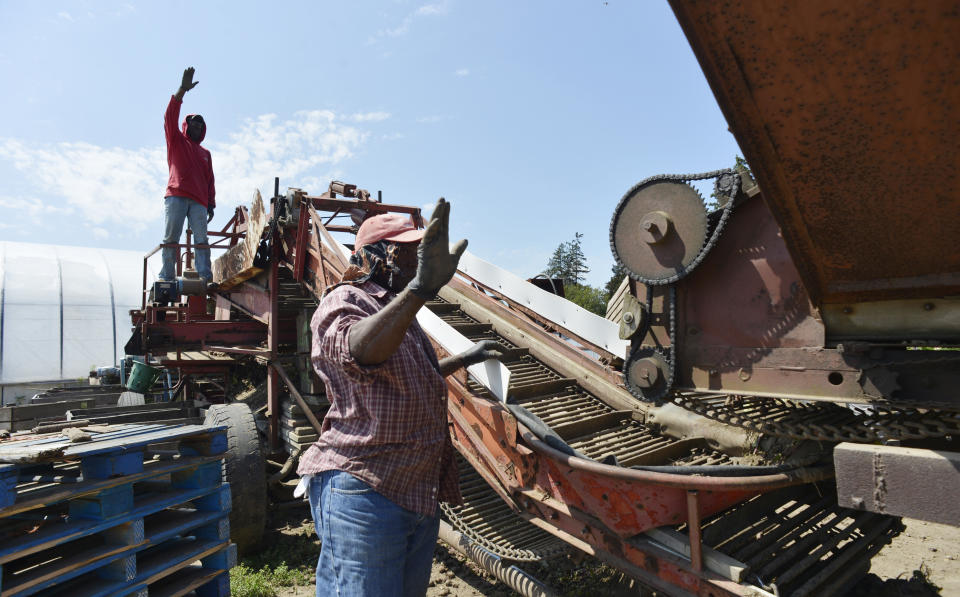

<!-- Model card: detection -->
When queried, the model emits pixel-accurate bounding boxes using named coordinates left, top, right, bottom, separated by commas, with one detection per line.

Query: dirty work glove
left=180, top=67, right=199, bottom=93
left=207, top=206, right=214, bottom=223
left=457, top=340, right=506, bottom=368
left=408, top=198, right=467, bottom=300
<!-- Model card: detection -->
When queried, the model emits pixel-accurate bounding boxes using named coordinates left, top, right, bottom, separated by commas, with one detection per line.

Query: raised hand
left=407, top=198, right=467, bottom=300
left=180, top=67, right=199, bottom=93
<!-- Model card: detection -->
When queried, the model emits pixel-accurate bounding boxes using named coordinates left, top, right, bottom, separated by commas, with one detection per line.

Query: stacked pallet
left=0, top=423, right=235, bottom=596
left=280, top=396, right=328, bottom=454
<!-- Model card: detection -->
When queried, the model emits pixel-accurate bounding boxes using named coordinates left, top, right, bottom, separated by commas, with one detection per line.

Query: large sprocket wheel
left=611, top=180, right=708, bottom=284
left=625, top=347, right=673, bottom=403
left=204, top=402, right=267, bottom=555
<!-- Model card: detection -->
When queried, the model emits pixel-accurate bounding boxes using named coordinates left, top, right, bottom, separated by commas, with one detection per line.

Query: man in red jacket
left=160, top=67, right=216, bottom=285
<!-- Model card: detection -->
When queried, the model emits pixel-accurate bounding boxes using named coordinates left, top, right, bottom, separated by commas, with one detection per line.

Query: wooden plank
left=131, top=539, right=229, bottom=588
left=0, top=482, right=227, bottom=565
left=0, top=401, right=94, bottom=424
left=148, top=567, right=226, bottom=597
left=280, top=427, right=317, bottom=445
left=0, top=425, right=223, bottom=465
left=66, top=402, right=198, bottom=419
left=212, top=190, right=268, bottom=290
left=644, top=527, right=748, bottom=582
left=1, top=526, right=144, bottom=596
left=280, top=422, right=316, bottom=438
left=2, top=455, right=222, bottom=519
left=605, top=275, right=630, bottom=322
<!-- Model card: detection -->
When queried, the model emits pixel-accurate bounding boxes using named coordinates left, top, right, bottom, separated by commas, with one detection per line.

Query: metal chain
left=609, top=170, right=740, bottom=286
left=672, top=393, right=960, bottom=443
left=614, top=170, right=959, bottom=442
left=621, top=171, right=739, bottom=403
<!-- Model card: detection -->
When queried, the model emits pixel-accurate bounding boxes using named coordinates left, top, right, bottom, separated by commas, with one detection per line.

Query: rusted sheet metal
left=670, top=1, right=960, bottom=304
left=445, top=374, right=829, bottom=537
left=446, top=373, right=830, bottom=596
left=142, top=320, right=268, bottom=350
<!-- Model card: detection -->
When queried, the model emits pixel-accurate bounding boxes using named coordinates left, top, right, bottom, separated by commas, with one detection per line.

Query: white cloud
left=372, top=1, right=449, bottom=42
left=0, top=194, right=76, bottom=222
left=417, top=3, right=448, bottom=16
left=92, top=227, right=109, bottom=240
left=349, top=111, right=391, bottom=122
left=0, top=140, right=166, bottom=233
left=454, top=68, right=469, bottom=77
left=0, top=110, right=375, bottom=235
left=57, top=11, right=73, bottom=21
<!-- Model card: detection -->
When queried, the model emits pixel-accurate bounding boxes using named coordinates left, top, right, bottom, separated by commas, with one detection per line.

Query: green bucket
left=126, top=361, right=162, bottom=393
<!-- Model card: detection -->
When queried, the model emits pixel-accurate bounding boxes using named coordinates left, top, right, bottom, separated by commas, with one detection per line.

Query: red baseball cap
left=353, top=213, right=424, bottom=252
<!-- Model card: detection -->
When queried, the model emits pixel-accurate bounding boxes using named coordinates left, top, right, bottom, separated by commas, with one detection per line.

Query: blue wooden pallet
left=0, top=424, right=232, bottom=597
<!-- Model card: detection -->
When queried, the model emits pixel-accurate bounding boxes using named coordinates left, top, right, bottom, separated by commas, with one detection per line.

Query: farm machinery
left=123, top=1, right=959, bottom=595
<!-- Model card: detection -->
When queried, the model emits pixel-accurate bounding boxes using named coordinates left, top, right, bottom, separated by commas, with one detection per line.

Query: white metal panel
left=416, top=307, right=510, bottom=403
left=456, top=250, right=631, bottom=358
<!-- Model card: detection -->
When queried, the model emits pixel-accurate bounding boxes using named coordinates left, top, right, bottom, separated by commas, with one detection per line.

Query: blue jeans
left=160, top=196, right=211, bottom=281
left=307, top=470, right=440, bottom=597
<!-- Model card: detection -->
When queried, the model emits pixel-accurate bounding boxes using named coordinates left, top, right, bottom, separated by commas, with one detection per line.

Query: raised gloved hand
left=180, top=67, right=199, bottom=94
left=407, top=198, right=467, bottom=300
left=456, top=340, right=506, bottom=368
left=207, top=206, right=214, bottom=223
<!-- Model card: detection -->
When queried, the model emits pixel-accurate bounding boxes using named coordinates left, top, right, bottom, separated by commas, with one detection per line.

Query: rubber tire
left=204, top=403, right=267, bottom=555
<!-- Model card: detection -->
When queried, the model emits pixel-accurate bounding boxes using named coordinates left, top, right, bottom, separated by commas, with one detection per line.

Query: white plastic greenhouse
left=0, top=241, right=159, bottom=403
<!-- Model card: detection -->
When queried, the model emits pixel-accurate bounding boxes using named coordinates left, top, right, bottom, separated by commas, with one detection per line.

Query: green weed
left=231, top=524, right=317, bottom=597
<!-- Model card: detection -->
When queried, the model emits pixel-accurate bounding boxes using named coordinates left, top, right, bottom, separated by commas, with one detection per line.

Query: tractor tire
left=204, top=403, right=267, bottom=555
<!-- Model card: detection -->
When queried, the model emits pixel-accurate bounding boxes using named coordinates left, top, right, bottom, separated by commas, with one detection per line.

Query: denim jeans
left=159, top=196, right=211, bottom=280
left=307, top=470, right=440, bottom=597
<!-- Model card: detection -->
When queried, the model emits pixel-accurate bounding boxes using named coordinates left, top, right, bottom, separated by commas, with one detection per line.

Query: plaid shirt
left=297, top=281, right=462, bottom=515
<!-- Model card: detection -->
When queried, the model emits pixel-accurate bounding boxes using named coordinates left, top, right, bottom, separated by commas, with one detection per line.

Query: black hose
left=506, top=402, right=807, bottom=477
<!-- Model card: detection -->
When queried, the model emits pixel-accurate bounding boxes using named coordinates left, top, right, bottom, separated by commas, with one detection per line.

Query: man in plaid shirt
left=297, top=198, right=504, bottom=597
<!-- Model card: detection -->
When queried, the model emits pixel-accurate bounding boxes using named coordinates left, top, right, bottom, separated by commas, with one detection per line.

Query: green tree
left=566, top=232, right=589, bottom=285
left=565, top=283, right=607, bottom=316
left=543, top=242, right=568, bottom=281
left=603, top=261, right=628, bottom=303
left=543, top=232, right=589, bottom=286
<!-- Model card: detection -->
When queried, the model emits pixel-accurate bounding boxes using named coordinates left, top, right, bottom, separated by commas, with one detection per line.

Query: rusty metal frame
left=444, top=372, right=830, bottom=596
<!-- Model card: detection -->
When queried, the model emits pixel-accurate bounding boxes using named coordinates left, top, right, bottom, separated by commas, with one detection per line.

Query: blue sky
left=0, top=1, right=741, bottom=288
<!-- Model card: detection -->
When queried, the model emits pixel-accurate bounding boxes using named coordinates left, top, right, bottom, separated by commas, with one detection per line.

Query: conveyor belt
left=693, top=483, right=902, bottom=597
left=427, top=297, right=903, bottom=594
left=441, top=454, right=567, bottom=562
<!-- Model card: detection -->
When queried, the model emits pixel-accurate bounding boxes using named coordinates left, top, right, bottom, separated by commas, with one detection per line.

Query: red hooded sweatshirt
left=164, top=95, right=215, bottom=208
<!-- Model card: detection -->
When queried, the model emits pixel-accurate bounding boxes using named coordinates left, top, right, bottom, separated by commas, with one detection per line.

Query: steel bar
left=268, top=204, right=281, bottom=450
left=271, top=363, right=324, bottom=436
left=687, top=490, right=703, bottom=572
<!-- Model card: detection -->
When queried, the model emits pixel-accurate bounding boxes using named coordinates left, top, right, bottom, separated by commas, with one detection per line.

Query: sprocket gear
left=609, top=170, right=740, bottom=285
left=610, top=180, right=707, bottom=284
left=624, top=346, right=674, bottom=404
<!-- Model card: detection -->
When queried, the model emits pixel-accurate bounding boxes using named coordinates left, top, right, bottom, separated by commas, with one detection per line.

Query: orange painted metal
left=670, top=0, right=960, bottom=305
left=444, top=372, right=830, bottom=596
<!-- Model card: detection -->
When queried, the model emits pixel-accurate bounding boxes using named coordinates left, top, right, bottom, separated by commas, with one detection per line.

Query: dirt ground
left=268, top=505, right=958, bottom=597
